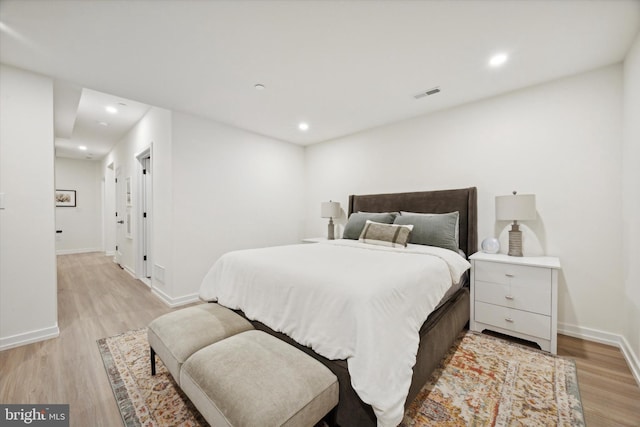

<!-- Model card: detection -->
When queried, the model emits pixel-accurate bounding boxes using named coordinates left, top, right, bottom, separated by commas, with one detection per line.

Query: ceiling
left=1, top=1, right=639, bottom=154
left=54, top=86, right=150, bottom=159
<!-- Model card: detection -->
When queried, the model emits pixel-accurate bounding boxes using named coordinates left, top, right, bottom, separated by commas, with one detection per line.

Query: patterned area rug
left=98, top=329, right=585, bottom=427
left=402, top=331, right=585, bottom=427
left=97, top=328, right=206, bottom=427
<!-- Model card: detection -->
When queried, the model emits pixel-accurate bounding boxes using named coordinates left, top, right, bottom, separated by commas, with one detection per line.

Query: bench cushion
left=148, top=303, right=253, bottom=385
left=181, top=330, right=339, bottom=427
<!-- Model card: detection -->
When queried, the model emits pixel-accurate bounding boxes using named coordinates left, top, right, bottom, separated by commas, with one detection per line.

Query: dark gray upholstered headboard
left=348, top=187, right=478, bottom=258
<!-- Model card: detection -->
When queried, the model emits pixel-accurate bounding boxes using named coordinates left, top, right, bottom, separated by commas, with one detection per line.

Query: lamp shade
left=496, top=193, right=536, bottom=221
left=321, top=201, right=341, bottom=218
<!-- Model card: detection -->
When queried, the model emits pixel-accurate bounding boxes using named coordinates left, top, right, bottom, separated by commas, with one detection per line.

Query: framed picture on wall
left=56, top=190, right=76, bottom=207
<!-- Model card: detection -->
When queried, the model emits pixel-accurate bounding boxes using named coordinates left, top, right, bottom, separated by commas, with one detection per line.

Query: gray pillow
left=359, top=220, right=413, bottom=248
left=342, top=212, right=397, bottom=240
left=400, top=211, right=459, bottom=245
left=393, top=211, right=459, bottom=252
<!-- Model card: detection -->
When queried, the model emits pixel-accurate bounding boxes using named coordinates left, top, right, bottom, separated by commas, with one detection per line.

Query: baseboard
left=123, top=265, right=136, bottom=278
left=0, top=325, right=60, bottom=351
left=105, top=250, right=115, bottom=256
left=151, top=288, right=201, bottom=308
left=56, top=247, right=102, bottom=255
left=619, top=334, right=640, bottom=387
left=558, top=322, right=620, bottom=346
left=558, top=322, right=640, bottom=386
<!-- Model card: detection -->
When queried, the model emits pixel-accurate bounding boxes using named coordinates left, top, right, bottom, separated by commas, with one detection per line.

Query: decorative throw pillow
left=359, top=220, right=413, bottom=248
left=394, top=211, right=459, bottom=252
left=400, top=211, right=460, bottom=245
left=342, top=212, right=397, bottom=240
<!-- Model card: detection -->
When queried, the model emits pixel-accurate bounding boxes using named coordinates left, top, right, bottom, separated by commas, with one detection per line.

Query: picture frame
left=55, top=190, right=76, bottom=207
left=126, top=177, right=132, bottom=206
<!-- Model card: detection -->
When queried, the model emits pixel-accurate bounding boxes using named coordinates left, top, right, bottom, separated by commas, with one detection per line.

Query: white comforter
left=199, top=239, right=470, bottom=427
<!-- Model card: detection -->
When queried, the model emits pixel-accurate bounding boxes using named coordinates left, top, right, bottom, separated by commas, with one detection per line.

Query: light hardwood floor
left=558, top=335, right=640, bottom=426
left=0, top=253, right=175, bottom=426
left=1, top=252, right=639, bottom=426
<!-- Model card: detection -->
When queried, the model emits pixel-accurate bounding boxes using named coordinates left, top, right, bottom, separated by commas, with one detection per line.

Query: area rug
left=401, top=331, right=585, bottom=427
left=97, top=328, right=206, bottom=427
left=98, top=328, right=585, bottom=427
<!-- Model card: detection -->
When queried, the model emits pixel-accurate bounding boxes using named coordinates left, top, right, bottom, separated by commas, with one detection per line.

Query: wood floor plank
left=1, top=252, right=639, bottom=426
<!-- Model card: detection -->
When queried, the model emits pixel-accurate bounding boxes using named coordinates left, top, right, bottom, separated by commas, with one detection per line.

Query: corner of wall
left=622, top=29, right=640, bottom=379
left=0, top=64, right=58, bottom=347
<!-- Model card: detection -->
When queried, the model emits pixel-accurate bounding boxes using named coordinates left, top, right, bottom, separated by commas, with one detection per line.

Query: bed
left=199, top=187, right=477, bottom=427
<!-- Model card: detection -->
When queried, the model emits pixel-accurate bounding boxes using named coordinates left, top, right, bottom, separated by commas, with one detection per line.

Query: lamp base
left=327, top=218, right=335, bottom=240
left=508, top=222, right=523, bottom=257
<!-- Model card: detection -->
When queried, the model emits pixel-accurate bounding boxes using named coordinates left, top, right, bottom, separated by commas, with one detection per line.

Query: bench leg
left=325, top=407, right=338, bottom=427
left=150, top=347, right=156, bottom=376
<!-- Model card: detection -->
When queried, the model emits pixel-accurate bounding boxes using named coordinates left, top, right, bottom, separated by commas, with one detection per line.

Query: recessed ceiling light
left=489, top=53, right=508, bottom=67
left=78, top=145, right=87, bottom=151
left=254, top=84, right=265, bottom=90
left=97, top=121, right=109, bottom=126
left=105, top=106, right=118, bottom=114
left=298, top=122, right=309, bottom=131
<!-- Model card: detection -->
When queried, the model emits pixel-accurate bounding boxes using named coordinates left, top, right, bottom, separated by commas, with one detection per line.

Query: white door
left=104, top=163, right=116, bottom=255
left=141, top=156, right=152, bottom=279
left=115, top=166, right=124, bottom=266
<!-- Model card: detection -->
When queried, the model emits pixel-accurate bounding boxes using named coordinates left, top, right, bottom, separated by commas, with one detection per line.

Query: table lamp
left=321, top=201, right=341, bottom=240
left=496, top=191, right=536, bottom=257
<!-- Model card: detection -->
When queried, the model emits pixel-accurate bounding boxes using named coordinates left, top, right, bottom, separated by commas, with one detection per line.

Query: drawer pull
left=505, top=317, right=514, bottom=323
left=504, top=295, right=514, bottom=300
left=505, top=273, right=514, bottom=278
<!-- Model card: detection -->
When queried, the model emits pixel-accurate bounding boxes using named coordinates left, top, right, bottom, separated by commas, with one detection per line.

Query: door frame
left=135, top=145, right=153, bottom=288
left=114, top=165, right=124, bottom=266
left=103, top=162, right=116, bottom=256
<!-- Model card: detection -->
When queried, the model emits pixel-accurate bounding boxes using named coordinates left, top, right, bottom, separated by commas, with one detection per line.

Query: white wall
left=170, top=112, right=306, bottom=303
left=622, top=32, right=640, bottom=380
left=101, top=109, right=305, bottom=306
left=0, top=64, right=58, bottom=350
left=102, top=106, right=172, bottom=297
left=55, top=156, right=102, bottom=254
left=305, top=65, right=624, bottom=342
left=148, top=108, right=174, bottom=301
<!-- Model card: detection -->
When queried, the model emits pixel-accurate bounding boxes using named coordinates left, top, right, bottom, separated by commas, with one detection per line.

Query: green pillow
left=393, top=211, right=459, bottom=252
left=342, top=212, right=397, bottom=240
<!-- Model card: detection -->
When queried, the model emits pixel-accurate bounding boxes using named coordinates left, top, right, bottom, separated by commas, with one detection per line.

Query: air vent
left=414, top=86, right=441, bottom=99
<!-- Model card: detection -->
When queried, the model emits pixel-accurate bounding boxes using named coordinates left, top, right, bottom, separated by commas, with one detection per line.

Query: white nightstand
left=469, top=252, right=561, bottom=354
left=302, top=237, right=328, bottom=243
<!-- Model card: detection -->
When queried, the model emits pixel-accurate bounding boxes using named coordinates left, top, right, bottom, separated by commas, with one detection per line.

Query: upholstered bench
left=148, top=303, right=253, bottom=385
left=181, top=330, right=339, bottom=427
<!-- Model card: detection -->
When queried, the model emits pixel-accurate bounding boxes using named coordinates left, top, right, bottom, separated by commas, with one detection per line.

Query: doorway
left=104, top=162, right=115, bottom=255
left=114, top=165, right=124, bottom=266
left=136, top=147, right=152, bottom=286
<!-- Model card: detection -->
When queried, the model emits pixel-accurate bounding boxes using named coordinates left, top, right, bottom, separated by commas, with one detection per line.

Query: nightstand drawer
left=474, top=280, right=551, bottom=315
left=474, top=261, right=550, bottom=287
left=475, top=301, right=551, bottom=340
